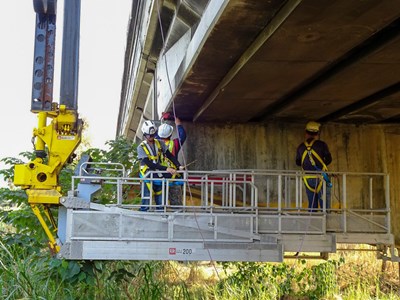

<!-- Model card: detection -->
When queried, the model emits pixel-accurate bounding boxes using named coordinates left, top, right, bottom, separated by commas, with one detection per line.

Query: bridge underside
left=118, top=0, right=400, bottom=138
left=115, top=1, right=400, bottom=248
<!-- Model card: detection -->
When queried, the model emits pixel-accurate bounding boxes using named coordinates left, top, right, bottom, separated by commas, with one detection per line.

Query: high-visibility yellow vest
left=140, top=139, right=179, bottom=184
left=139, top=139, right=164, bottom=177
left=161, top=140, right=178, bottom=171
left=166, top=139, right=174, bottom=153
left=139, top=139, right=164, bottom=194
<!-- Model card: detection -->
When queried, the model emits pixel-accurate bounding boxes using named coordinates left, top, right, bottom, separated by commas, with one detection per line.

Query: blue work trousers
left=305, top=178, right=331, bottom=212
left=139, top=182, right=163, bottom=211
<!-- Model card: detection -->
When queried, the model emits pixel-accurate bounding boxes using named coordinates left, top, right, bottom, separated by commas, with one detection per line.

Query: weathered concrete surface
left=178, top=122, right=400, bottom=243
left=118, top=0, right=400, bottom=249
left=162, top=0, right=400, bottom=123
left=120, top=0, right=400, bottom=141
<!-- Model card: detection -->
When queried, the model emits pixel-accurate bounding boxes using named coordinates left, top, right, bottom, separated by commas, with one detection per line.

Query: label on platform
left=57, top=135, right=76, bottom=140
left=168, top=247, right=195, bottom=256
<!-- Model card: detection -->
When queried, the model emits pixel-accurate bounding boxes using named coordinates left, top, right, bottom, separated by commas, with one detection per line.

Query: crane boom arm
left=13, top=0, right=82, bottom=254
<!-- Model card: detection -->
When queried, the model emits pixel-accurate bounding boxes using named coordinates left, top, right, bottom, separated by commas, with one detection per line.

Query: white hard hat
left=158, top=123, right=173, bottom=138
left=141, top=120, right=157, bottom=135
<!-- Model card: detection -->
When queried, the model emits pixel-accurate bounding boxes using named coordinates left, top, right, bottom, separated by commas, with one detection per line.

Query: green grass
left=1, top=215, right=400, bottom=300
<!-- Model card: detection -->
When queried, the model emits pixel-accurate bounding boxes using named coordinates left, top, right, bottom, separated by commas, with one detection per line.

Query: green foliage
left=0, top=138, right=143, bottom=299
left=85, top=136, right=138, bottom=176
left=59, top=166, right=75, bottom=195
left=49, top=259, right=97, bottom=285
left=215, top=260, right=343, bottom=299
left=308, top=258, right=343, bottom=299
left=0, top=137, right=139, bottom=249
left=0, top=188, right=27, bottom=205
left=0, top=241, right=60, bottom=299
left=0, top=188, right=46, bottom=251
left=105, top=137, right=138, bottom=174
left=216, top=262, right=276, bottom=299
left=2, top=140, right=399, bottom=299
left=0, top=241, right=192, bottom=300
left=0, top=152, right=33, bottom=183
left=82, top=136, right=139, bottom=204
left=0, top=239, right=101, bottom=299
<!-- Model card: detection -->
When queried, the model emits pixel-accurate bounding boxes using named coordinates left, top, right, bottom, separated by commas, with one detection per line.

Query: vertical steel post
left=32, top=9, right=56, bottom=111
left=386, top=174, right=391, bottom=234
left=251, top=173, right=255, bottom=207
left=295, top=174, right=299, bottom=209
left=117, top=179, right=122, bottom=205
left=266, top=177, right=270, bottom=208
left=243, top=174, right=247, bottom=207
left=322, top=180, right=326, bottom=212
left=231, top=173, right=236, bottom=207
left=342, top=174, right=347, bottom=233
left=369, top=177, right=373, bottom=209
left=278, top=175, right=282, bottom=233
left=153, top=68, right=158, bottom=120
left=183, top=171, right=187, bottom=208
left=60, top=0, right=81, bottom=110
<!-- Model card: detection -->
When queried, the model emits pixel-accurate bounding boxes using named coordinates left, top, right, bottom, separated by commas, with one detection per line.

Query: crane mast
left=13, top=0, right=82, bottom=253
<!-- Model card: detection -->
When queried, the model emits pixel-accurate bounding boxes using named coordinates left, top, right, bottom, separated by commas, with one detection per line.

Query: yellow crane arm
left=13, top=0, right=83, bottom=253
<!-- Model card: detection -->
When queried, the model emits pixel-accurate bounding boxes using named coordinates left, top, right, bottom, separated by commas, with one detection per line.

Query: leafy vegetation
left=1, top=138, right=400, bottom=299
left=213, top=259, right=342, bottom=299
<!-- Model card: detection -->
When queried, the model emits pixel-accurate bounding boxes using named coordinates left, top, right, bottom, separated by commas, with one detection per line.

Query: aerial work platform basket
left=57, top=164, right=394, bottom=262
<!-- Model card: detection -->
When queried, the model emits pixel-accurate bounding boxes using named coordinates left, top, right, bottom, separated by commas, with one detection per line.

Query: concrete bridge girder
left=118, top=0, right=400, bottom=245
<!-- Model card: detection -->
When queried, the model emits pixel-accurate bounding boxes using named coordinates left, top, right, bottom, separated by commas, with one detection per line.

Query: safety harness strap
left=301, top=139, right=328, bottom=171
left=301, top=139, right=328, bottom=193
left=166, top=139, right=174, bottom=155
left=144, top=181, right=162, bottom=195
left=140, top=140, right=179, bottom=189
left=303, top=175, right=323, bottom=193
left=139, top=139, right=164, bottom=176
left=160, top=140, right=178, bottom=179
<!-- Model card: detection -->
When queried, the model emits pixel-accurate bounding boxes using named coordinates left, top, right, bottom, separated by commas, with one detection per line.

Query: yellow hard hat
left=305, top=121, right=321, bottom=133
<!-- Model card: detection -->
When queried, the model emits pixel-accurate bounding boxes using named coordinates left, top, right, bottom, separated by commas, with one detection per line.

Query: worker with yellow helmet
left=296, top=121, right=332, bottom=211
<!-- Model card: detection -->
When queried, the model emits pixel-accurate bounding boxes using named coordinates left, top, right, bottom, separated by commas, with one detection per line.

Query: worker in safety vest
left=295, top=121, right=332, bottom=211
left=157, top=117, right=186, bottom=157
left=157, top=117, right=187, bottom=206
left=137, top=120, right=184, bottom=211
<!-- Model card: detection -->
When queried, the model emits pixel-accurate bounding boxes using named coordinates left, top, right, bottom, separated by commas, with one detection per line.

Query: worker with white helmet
left=157, top=117, right=186, bottom=156
left=137, top=120, right=184, bottom=211
left=157, top=117, right=187, bottom=206
left=296, top=121, right=332, bottom=211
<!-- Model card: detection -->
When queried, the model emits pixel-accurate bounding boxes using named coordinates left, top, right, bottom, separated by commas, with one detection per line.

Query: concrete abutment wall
left=177, top=121, right=400, bottom=244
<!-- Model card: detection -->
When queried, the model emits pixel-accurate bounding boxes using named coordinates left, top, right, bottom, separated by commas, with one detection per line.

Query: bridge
left=117, top=0, right=400, bottom=135
left=104, top=0, right=400, bottom=260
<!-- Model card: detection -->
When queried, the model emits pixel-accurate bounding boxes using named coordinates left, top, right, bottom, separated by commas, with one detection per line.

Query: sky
left=0, top=0, right=132, bottom=161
